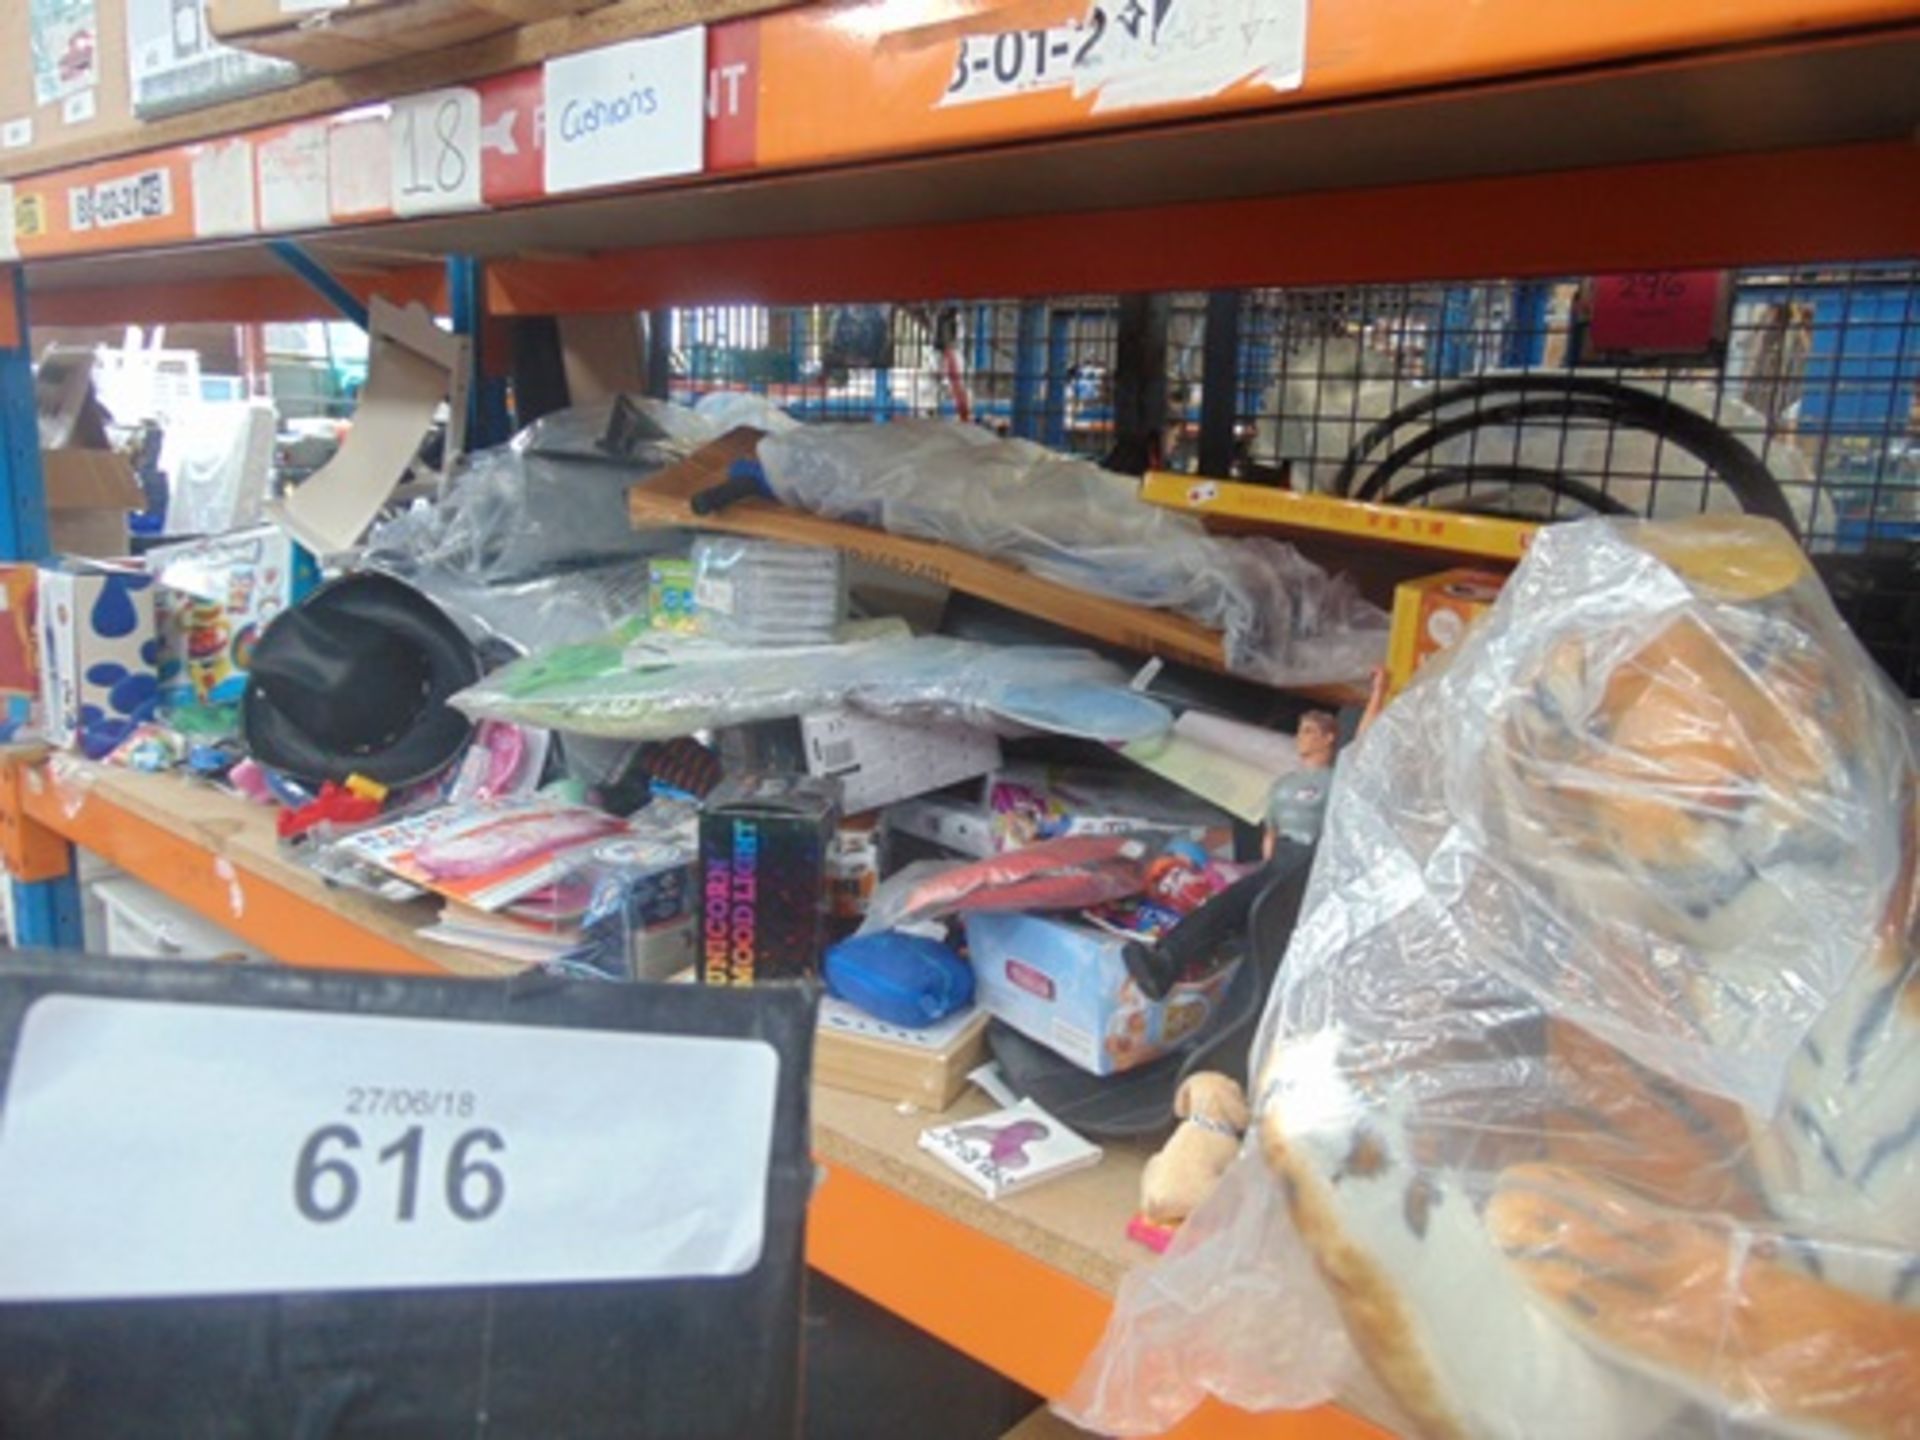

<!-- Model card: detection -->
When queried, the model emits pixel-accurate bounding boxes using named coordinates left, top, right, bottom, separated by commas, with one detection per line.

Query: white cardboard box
left=800, top=709, right=1001, bottom=815
left=36, top=560, right=158, bottom=751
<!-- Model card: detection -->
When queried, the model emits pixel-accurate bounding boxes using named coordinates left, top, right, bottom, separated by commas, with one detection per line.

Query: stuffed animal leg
left=1140, top=1073, right=1249, bottom=1225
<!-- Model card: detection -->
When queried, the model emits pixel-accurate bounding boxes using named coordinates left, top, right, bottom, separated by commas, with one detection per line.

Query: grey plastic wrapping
left=756, top=421, right=1385, bottom=686
left=692, top=390, right=802, bottom=434
left=365, top=398, right=703, bottom=584
left=364, top=398, right=731, bottom=655
left=450, top=623, right=1173, bottom=744
left=1067, top=516, right=1918, bottom=1440
left=376, top=559, right=657, bottom=662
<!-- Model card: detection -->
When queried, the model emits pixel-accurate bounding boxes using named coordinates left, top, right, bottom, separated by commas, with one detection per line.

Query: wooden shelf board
left=13, top=27, right=1920, bottom=322
left=1, top=755, right=1381, bottom=1436
left=631, top=428, right=1236, bottom=673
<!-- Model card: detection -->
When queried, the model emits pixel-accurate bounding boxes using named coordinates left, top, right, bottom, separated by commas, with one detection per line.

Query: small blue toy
left=824, top=932, right=975, bottom=1029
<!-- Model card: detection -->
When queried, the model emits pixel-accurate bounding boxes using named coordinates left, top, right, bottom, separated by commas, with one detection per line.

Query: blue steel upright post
left=448, top=255, right=512, bottom=447
left=0, top=265, right=83, bottom=949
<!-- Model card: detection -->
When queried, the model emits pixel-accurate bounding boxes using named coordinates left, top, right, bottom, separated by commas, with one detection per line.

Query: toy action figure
left=1267, top=670, right=1389, bottom=848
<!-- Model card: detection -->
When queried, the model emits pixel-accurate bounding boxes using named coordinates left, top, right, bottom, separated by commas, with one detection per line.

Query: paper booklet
left=918, top=1098, right=1102, bottom=1200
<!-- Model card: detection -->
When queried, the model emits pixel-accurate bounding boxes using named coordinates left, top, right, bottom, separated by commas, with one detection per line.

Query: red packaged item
left=863, top=833, right=1151, bottom=934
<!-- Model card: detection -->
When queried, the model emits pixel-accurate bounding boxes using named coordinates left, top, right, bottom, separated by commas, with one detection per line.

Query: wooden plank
left=14, top=762, right=518, bottom=978
left=810, top=1088, right=1389, bottom=1437
left=2, top=756, right=1381, bottom=1436
left=631, top=430, right=1234, bottom=672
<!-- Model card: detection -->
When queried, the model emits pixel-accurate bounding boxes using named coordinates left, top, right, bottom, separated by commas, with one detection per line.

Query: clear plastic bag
left=451, top=623, right=1173, bottom=745
left=756, top=421, right=1386, bottom=686
left=688, top=537, right=846, bottom=645
left=1068, top=515, right=1918, bottom=1440
left=692, top=390, right=801, bottom=434
left=365, top=397, right=704, bottom=585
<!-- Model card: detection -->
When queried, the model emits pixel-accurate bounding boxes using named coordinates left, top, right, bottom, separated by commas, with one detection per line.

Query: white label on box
left=257, top=123, right=330, bottom=231
left=0, top=186, right=15, bottom=263
left=391, top=88, right=484, bottom=217
left=190, top=138, right=256, bottom=238
left=68, top=168, right=174, bottom=233
left=544, top=27, right=706, bottom=196
left=61, top=89, right=96, bottom=125
left=802, top=710, right=1001, bottom=815
left=328, top=114, right=392, bottom=220
left=692, top=574, right=735, bottom=615
left=0, top=119, right=31, bottom=150
left=0, top=995, right=779, bottom=1301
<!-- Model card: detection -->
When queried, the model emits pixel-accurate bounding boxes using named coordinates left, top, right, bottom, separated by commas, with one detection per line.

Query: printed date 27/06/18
left=345, top=1086, right=477, bottom=1120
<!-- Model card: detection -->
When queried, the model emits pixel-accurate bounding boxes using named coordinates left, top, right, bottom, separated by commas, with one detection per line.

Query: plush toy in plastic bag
left=1067, top=516, right=1917, bottom=1440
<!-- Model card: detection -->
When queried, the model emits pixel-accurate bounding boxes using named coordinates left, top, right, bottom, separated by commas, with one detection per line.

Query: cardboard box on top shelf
left=126, top=0, right=300, bottom=120
left=206, top=0, right=601, bottom=72
left=0, top=0, right=133, bottom=166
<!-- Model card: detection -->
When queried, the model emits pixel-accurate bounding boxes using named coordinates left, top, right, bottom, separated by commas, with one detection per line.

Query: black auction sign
left=0, top=952, right=814, bottom=1439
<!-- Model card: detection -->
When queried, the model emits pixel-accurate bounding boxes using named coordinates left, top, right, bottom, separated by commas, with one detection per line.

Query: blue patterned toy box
left=36, top=560, right=158, bottom=756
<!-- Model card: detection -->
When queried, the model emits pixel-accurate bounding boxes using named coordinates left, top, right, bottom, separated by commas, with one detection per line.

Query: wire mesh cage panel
left=1227, top=266, right=1920, bottom=554
left=658, top=270, right=1919, bottom=691
left=668, top=299, right=1124, bottom=459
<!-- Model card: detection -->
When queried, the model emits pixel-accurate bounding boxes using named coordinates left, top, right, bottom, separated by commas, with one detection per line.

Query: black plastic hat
left=242, top=571, right=481, bottom=786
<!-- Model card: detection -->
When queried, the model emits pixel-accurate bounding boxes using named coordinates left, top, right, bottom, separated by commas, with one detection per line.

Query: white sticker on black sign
left=0, top=995, right=778, bottom=1301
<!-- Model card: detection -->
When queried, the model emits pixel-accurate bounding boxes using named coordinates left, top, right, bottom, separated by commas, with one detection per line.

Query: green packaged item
left=450, top=620, right=1172, bottom=745
left=649, top=558, right=698, bottom=632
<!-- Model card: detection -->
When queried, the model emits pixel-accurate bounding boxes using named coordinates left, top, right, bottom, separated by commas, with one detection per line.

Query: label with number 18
left=392, top=88, right=485, bottom=218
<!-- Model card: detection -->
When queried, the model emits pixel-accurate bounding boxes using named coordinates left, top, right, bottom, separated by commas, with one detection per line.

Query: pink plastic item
left=413, top=809, right=623, bottom=881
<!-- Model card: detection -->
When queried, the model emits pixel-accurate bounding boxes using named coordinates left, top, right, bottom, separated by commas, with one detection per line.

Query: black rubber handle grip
left=689, top=473, right=767, bottom=515
left=1122, top=863, right=1271, bottom=1001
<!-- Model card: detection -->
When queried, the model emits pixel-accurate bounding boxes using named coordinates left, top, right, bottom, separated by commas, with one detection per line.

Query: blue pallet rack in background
left=0, top=269, right=84, bottom=947
left=1738, top=268, right=1920, bottom=548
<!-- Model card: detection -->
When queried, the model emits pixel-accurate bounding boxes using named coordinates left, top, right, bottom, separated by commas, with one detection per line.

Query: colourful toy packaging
left=148, top=526, right=318, bottom=705
left=824, top=814, right=882, bottom=929
left=0, top=566, right=40, bottom=732
left=36, top=560, right=158, bottom=754
left=986, top=764, right=1234, bottom=856
left=699, top=773, right=841, bottom=985
left=647, top=557, right=699, bottom=632
left=963, top=910, right=1241, bottom=1077
left=1384, top=566, right=1505, bottom=692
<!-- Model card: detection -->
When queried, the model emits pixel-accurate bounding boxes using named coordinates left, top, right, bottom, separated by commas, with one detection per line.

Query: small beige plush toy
left=1140, top=1073, right=1250, bottom=1224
